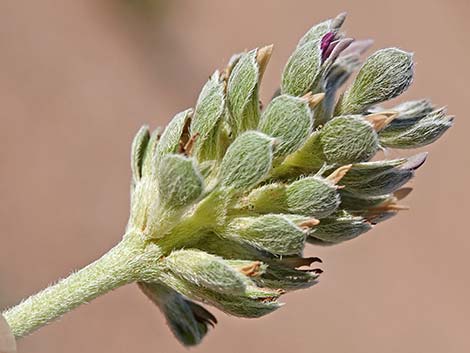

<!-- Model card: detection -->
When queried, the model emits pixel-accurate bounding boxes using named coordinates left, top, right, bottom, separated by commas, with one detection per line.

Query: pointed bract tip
left=326, top=164, right=352, bottom=185
left=366, top=111, right=398, bottom=131
left=240, top=261, right=263, bottom=277
left=299, top=218, right=321, bottom=230
left=302, top=92, right=325, bottom=109
left=257, top=44, right=274, bottom=80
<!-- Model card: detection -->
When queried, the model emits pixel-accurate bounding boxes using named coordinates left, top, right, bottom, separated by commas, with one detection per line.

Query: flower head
left=127, top=13, right=453, bottom=346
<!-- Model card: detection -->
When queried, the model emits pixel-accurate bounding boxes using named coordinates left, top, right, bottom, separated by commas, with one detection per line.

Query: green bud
left=130, top=125, right=150, bottom=184
left=226, top=50, right=260, bottom=136
left=191, top=71, right=226, bottom=162
left=379, top=108, right=453, bottom=148
left=219, top=131, right=274, bottom=190
left=164, top=249, right=247, bottom=294
left=281, top=40, right=322, bottom=96
left=337, top=48, right=414, bottom=114
left=271, top=115, right=380, bottom=179
left=258, top=94, right=313, bottom=157
left=308, top=211, right=372, bottom=245
left=155, top=109, right=192, bottom=164
left=319, top=115, right=379, bottom=164
left=138, top=282, right=216, bottom=346
left=157, top=154, right=203, bottom=208
left=226, top=214, right=306, bottom=256
left=286, top=177, right=340, bottom=218
left=244, top=177, right=339, bottom=218
left=157, top=265, right=281, bottom=319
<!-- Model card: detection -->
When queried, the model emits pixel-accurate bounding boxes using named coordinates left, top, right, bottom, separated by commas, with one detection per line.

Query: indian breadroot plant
left=0, top=12, right=453, bottom=349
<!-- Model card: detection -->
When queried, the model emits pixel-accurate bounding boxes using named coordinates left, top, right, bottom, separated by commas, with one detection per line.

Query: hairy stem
left=2, top=232, right=153, bottom=338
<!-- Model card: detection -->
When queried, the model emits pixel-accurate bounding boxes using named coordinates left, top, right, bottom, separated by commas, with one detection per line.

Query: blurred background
left=0, top=1, right=469, bottom=352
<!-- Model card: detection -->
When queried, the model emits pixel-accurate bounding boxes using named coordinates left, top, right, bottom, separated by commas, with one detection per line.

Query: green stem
left=2, top=233, right=151, bottom=338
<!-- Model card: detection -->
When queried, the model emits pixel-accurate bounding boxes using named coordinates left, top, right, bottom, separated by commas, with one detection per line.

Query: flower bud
left=226, top=50, right=260, bottom=136
left=308, top=211, right=372, bottom=245
left=319, top=115, right=379, bottom=164
left=268, top=115, right=381, bottom=180
left=165, top=249, right=247, bottom=294
left=391, top=99, right=434, bottom=120
left=286, top=177, right=340, bottom=218
left=379, top=108, right=453, bottom=148
left=139, top=282, right=216, bottom=346
left=337, top=48, right=414, bottom=114
left=191, top=71, right=226, bottom=162
left=281, top=40, right=322, bottom=96
left=340, top=153, right=427, bottom=196
left=259, top=262, right=320, bottom=290
left=370, top=100, right=433, bottom=139
left=339, top=157, right=405, bottom=181
left=130, top=125, right=150, bottom=184
left=155, top=109, right=192, bottom=164
left=219, top=131, right=274, bottom=190
left=258, top=94, right=313, bottom=157
left=226, top=215, right=306, bottom=256
left=157, top=154, right=203, bottom=208
left=161, top=254, right=282, bottom=318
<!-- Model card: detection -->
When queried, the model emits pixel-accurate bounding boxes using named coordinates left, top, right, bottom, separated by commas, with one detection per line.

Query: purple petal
left=326, top=38, right=354, bottom=63
left=321, top=32, right=336, bottom=52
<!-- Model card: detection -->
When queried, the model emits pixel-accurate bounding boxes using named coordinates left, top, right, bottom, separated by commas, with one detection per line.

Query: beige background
left=0, top=1, right=469, bottom=352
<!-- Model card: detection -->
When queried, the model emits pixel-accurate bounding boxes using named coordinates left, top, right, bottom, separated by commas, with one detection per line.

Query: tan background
left=0, top=1, right=469, bottom=352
